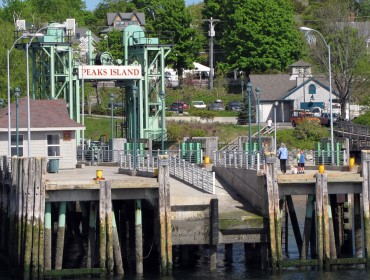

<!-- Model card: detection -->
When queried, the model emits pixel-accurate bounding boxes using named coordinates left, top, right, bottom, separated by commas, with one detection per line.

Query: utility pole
left=204, top=17, right=219, bottom=90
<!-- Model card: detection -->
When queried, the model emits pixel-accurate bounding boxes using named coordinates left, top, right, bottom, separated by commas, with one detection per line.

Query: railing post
left=257, top=153, right=260, bottom=172
left=322, top=150, right=325, bottom=166
left=233, top=150, right=237, bottom=168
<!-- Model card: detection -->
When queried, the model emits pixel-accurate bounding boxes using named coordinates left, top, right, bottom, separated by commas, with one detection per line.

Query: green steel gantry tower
left=15, top=22, right=170, bottom=146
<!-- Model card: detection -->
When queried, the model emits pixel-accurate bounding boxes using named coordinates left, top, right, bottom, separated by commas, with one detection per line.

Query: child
left=298, top=150, right=305, bottom=174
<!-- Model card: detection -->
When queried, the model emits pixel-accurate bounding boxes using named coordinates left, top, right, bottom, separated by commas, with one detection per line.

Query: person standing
left=267, top=118, right=273, bottom=129
left=298, top=149, right=305, bottom=174
left=278, top=143, right=288, bottom=174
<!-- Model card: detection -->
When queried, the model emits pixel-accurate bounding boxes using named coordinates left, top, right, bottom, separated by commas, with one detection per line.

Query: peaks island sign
left=78, top=65, right=142, bottom=80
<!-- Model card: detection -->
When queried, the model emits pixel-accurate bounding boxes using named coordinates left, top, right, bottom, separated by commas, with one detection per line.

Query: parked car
left=192, top=100, right=207, bottom=109
left=178, top=101, right=189, bottom=110
left=321, top=112, right=339, bottom=125
left=209, top=100, right=225, bottom=111
left=226, top=100, right=242, bottom=111
left=169, top=102, right=184, bottom=113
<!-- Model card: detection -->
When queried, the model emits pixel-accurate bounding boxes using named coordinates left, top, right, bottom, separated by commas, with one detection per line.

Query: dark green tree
left=203, top=0, right=302, bottom=74
left=132, top=0, right=203, bottom=73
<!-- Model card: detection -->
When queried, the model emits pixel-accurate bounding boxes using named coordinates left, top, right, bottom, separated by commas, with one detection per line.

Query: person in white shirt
left=267, top=118, right=272, bottom=129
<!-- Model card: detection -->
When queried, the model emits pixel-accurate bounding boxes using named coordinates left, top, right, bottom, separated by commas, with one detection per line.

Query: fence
left=118, top=150, right=215, bottom=194
left=212, top=150, right=262, bottom=170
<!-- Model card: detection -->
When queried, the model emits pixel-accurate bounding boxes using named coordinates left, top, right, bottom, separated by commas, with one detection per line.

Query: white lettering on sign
left=78, top=65, right=142, bottom=80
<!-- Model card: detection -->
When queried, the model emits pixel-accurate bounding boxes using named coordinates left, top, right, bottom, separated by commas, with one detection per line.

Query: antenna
left=66, top=18, right=75, bottom=35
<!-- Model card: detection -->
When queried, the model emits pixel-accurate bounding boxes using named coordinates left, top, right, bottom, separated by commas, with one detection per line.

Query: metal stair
left=220, top=137, right=239, bottom=152
left=253, top=125, right=275, bottom=137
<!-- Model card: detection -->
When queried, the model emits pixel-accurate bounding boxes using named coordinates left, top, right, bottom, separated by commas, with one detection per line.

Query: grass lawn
left=84, top=115, right=326, bottom=150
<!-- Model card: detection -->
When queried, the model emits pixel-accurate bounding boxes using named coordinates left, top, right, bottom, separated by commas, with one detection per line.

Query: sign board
left=78, top=65, right=141, bottom=80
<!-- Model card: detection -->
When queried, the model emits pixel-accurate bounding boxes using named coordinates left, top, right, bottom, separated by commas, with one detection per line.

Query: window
left=47, top=134, right=60, bottom=156
left=11, top=134, right=23, bottom=156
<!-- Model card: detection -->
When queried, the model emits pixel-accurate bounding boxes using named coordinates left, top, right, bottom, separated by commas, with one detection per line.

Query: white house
left=0, top=98, right=85, bottom=169
left=249, top=60, right=338, bottom=123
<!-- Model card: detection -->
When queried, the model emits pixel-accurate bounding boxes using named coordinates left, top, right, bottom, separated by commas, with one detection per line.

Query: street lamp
left=7, top=34, right=29, bottom=158
left=132, top=85, right=138, bottom=170
left=246, top=82, right=252, bottom=162
left=14, top=87, right=20, bottom=156
left=110, top=93, right=115, bottom=140
left=255, top=87, right=261, bottom=153
left=299, top=26, right=334, bottom=164
left=159, top=90, right=165, bottom=153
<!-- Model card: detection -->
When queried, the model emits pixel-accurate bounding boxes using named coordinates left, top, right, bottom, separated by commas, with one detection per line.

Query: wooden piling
left=17, top=158, right=25, bottom=271
left=158, top=155, right=172, bottom=274
left=24, top=158, right=35, bottom=279
left=31, top=158, right=41, bottom=279
left=106, top=181, right=114, bottom=276
left=210, top=198, right=218, bottom=271
left=55, top=201, right=66, bottom=270
left=87, top=202, right=97, bottom=269
left=361, top=151, right=370, bottom=266
left=315, top=173, right=324, bottom=270
left=272, top=163, right=282, bottom=270
left=44, top=202, right=52, bottom=271
left=38, top=158, right=47, bottom=278
left=302, top=195, right=314, bottom=261
left=266, top=159, right=277, bottom=272
left=328, top=201, right=337, bottom=270
left=354, top=193, right=363, bottom=258
left=322, top=173, right=330, bottom=270
left=112, top=211, right=124, bottom=275
left=99, top=181, right=107, bottom=272
left=9, top=157, right=18, bottom=273
left=286, top=195, right=302, bottom=257
left=225, top=244, right=233, bottom=262
left=135, top=199, right=143, bottom=274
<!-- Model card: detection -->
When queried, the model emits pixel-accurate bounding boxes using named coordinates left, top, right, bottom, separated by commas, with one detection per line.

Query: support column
left=315, top=173, right=324, bottom=270
left=210, top=198, right=218, bottom=271
left=55, top=202, right=67, bottom=270
left=158, top=155, right=172, bottom=274
left=322, top=173, right=330, bottom=271
left=302, top=195, right=314, bottom=261
left=265, top=156, right=278, bottom=272
left=87, top=202, right=97, bottom=269
left=361, top=150, right=370, bottom=266
left=135, top=199, right=143, bottom=275
left=44, top=203, right=52, bottom=270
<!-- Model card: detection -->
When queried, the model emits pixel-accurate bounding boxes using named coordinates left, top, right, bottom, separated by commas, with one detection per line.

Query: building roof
left=107, top=12, right=145, bottom=26
left=72, top=27, right=101, bottom=44
left=249, top=74, right=297, bottom=101
left=289, top=60, right=312, bottom=68
left=0, top=98, right=84, bottom=131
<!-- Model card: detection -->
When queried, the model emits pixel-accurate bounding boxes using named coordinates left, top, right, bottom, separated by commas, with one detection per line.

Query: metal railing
left=118, top=150, right=215, bottom=194
left=212, top=150, right=261, bottom=170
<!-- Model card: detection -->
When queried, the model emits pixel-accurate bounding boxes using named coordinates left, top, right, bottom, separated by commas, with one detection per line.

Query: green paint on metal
left=45, top=202, right=52, bottom=229
left=135, top=200, right=142, bottom=225
left=58, top=202, right=66, bottom=227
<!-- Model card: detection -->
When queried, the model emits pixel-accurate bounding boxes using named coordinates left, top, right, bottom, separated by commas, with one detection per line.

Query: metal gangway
left=335, top=121, right=370, bottom=151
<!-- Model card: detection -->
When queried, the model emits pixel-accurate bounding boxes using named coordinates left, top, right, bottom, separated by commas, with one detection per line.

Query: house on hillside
left=249, top=60, right=338, bottom=123
left=99, top=12, right=146, bottom=35
left=0, top=98, right=84, bottom=169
